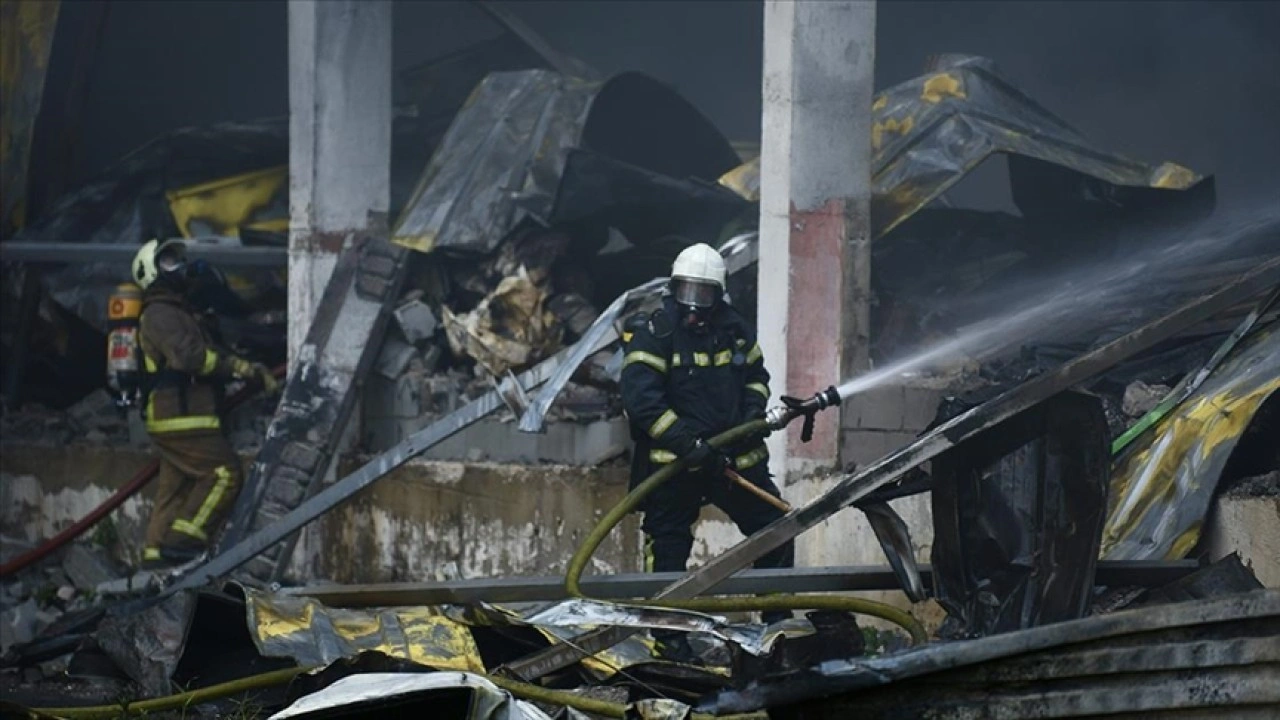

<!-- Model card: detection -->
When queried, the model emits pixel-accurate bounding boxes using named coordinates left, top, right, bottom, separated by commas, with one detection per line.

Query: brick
left=375, top=338, right=418, bottom=380
left=392, top=299, right=439, bottom=344
left=280, top=443, right=323, bottom=473
left=840, top=429, right=919, bottom=470
left=901, top=385, right=945, bottom=432
left=359, top=254, right=397, bottom=278
left=843, top=385, right=905, bottom=431
left=355, top=274, right=389, bottom=300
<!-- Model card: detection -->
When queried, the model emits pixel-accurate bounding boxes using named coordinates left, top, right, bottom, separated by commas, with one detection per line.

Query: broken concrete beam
left=375, top=338, right=419, bottom=380
left=62, top=543, right=117, bottom=591
left=393, top=298, right=438, bottom=345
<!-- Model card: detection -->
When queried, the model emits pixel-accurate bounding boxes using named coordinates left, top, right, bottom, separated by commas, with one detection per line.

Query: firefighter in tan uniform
left=130, top=239, right=278, bottom=568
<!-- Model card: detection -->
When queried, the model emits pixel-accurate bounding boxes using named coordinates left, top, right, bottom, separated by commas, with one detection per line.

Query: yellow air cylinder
left=106, top=283, right=143, bottom=405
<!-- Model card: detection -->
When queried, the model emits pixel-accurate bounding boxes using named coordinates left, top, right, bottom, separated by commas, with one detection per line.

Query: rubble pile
left=1, top=539, right=116, bottom=658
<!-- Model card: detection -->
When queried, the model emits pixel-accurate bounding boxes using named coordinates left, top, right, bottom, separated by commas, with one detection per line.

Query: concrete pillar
left=287, top=0, right=392, bottom=364
left=759, top=0, right=876, bottom=481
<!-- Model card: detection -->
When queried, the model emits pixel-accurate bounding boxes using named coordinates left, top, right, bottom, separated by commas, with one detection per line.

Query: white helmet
left=132, top=238, right=188, bottom=290
left=670, top=243, right=726, bottom=309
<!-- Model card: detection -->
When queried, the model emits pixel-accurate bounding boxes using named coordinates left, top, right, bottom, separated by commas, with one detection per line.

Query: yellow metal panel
left=920, top=72, right=966, bottom=103
left=166, top=166, right=288, bottom=238
left=1, top=0, right=60, bottom=233
left=1102, top=327, right=1280, bottom=560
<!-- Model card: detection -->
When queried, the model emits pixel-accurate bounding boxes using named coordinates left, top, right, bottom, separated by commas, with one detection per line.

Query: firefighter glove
left=686, top=438, right=734, bottom=480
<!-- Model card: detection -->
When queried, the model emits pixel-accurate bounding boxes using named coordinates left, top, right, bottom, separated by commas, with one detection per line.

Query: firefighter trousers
left=640, top=460, right=795, bottom=574
left=143, top=429, right=243, bottom=559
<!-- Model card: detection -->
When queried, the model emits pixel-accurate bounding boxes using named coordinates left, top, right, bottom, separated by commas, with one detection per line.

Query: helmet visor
left=156, top=245, right=187, bottom=274
left=672, top=277, right=720, bottom=308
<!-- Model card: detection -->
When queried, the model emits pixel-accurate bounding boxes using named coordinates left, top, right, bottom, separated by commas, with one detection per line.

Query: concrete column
left=287, top=0, right=392, bottom=364
left=759, top=0, right=876, bottom=481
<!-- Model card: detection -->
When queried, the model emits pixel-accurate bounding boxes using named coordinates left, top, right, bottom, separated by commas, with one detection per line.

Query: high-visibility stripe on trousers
left=144, top=430, right=243, bottom=554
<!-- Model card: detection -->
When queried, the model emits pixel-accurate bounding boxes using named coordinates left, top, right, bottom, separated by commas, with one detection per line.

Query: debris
left=392, top=298, right=439, bottom=345
left=54, top=586, right=75, bottom=603
left=420, top=343, right=443, bottom=374
left=65, top=389, right=119, bottom=431
left=442, top=268, right=564, bottom=376
left=929, top=391, right=1111, bottom=637
left=547, top=293, right=598, bottom=339
left=1122, top=380, right=1171, bottom=418
left=61, top=544, right=118, bottom=592
left=1, top=599, right=40, bottom=652
left=375, top=338, right=419, bottom=380
left=705, top=591, right=1280, bottom=717
left=1103, top=325, right=1280, bottom=560
left=96, top=590, right=197, bottom=695
left=270, top=671, right=554, bottom=720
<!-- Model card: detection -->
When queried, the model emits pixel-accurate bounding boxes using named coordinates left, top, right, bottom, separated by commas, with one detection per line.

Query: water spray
left=765, top=385, right=842, bottom=442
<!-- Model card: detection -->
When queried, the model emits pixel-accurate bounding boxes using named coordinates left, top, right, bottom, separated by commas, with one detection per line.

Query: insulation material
left=243, top=588, right=661, bottom=680
left=442, top=267, right=564, bottom=376
left=1102, top=324, right=1280, bottom=561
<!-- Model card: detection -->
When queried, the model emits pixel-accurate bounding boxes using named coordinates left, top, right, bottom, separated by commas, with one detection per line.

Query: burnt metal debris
left=3, top=35, right=1278, bottom=720
left=499, top=256, right=1280, bottom=682
left=931, top=390, right=1111, bottom=637
left=708, top=589, right=1280, bottom=718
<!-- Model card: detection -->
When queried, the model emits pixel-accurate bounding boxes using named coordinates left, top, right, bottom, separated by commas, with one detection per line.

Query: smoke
left=39, top=0, right=1280, bottom=214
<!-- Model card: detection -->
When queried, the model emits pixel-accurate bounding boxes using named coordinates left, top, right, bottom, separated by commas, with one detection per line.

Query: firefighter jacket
left=620, top=297, right=771, bottom=475
left=137, top=287, right=245, bottom=434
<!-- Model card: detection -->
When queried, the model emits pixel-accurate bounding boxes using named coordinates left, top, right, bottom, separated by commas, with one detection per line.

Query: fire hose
left=25, top=665, right=769, bottom=720
left=0, top=366, right=286, bottom=578
left=563, top=387, right=928, bottom=644
left=24, top=388, right=914, bottom=719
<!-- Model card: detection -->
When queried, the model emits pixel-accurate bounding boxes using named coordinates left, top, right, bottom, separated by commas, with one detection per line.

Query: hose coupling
left=765, top=385, right=842, bottom=442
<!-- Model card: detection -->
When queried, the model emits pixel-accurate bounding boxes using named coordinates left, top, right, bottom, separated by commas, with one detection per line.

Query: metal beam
left=284, top=561, right=1200, bottom=609
left=0, top=241, right=287, bottom=267
left=166, top=327, right=624, bottom=594
left=499, top=256, right=1280, bottom=681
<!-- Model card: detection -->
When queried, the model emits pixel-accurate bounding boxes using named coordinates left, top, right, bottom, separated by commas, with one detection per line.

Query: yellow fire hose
left=565, top=418, right=927, bottom=644
left=27, top=665, right=765, bottom=720
left=32, top=421, right=923, bottom=718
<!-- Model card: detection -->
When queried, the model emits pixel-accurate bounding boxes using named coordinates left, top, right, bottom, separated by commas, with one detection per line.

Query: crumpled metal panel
left=718, top=55, right=1209, bottom=239
left=391, top=69, right=741, bottom=256
left=524, top=598, right=770, bottom=657
left=706, top=590, right=1280, bottom=716
left=392, top=70, right=597, bottom=254
left=243, top=589, right=662, bottom=680
left=9, top=119, right=288, bottom=330
left=245, top=588, right=488, bottom=673
left=270, top=671, right=553, bottom=720
left=95, top=590, right=197, bottom=696
left=1102, top=324, right=1280, bottom=560
left=930, top=391, right=1111, bottom=637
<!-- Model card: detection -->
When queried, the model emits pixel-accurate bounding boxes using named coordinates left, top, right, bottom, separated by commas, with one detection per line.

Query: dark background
left=35, top=0, right=1280, bottom=217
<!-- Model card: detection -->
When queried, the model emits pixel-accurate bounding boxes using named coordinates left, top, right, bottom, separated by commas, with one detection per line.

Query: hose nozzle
left=765, top=385, right=841, bottom=442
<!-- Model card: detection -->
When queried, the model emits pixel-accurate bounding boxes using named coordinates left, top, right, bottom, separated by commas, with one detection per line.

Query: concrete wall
left=0, top=443, right=641, bottom=584
left=5, top=442, right=1274, bottom=596
left=1204, top=494, right=1280, bottom=588
left=292, top=458, right=641, bottom=583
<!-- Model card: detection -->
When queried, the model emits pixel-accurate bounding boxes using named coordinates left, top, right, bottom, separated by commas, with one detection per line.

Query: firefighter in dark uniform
left=620, top=242, right=794, bottom=642
left=130, top=239, right=278, bottom=568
